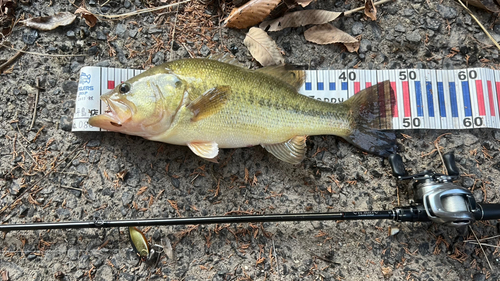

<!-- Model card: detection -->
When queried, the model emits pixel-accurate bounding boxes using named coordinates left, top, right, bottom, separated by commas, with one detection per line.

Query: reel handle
left=443, top=152, right=460, bottom=176
left=388, top=154, right=406, bottom=177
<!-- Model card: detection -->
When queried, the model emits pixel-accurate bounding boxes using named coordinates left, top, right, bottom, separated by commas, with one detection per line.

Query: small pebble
left=22, top=29, right=39, bottom=45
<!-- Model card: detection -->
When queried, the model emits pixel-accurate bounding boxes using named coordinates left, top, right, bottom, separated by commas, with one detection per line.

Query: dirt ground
left=1, top=0, right=500, bottom=280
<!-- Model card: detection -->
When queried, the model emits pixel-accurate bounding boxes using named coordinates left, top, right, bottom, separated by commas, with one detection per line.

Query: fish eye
left=119, top=83, right=131, bottom=94
left=175, top=80, right=182, bottom=89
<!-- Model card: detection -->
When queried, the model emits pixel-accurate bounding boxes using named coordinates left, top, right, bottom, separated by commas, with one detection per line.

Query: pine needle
left=344, top=0, right=394, bottom=16
left=456, top=0, right=500, bottom=52
left=97, top=0, right=191, bottom=20
left=469, top=225, right=493, bottom=271
left=0, top=44, right=86, bottom=57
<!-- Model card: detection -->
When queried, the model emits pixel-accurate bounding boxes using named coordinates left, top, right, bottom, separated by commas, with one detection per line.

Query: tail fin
left=342, top=81, right=397, bottom=157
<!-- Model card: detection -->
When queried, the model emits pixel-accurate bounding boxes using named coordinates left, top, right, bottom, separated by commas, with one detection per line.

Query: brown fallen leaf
left=75, top=6, right=98, bottom=28
left=260, top=10, right=342, bottom=32
left=243, top=27, right=284, bottom=66
left=0, top=0, right=16, bottom=36
left=22, top=12, right=76, bottom=31
left=304, top=23, right=359, bottom=52
left=224, top=0, right=281, bottom=29
left=0, top=0, right=15, bottom=16
left=295, top=0, right=314, bottom=7
left=465, top=0, right=500, bottom=12
left=1, top=269, right=9, bottom=281
left=364, top=0, right=377, bottom=20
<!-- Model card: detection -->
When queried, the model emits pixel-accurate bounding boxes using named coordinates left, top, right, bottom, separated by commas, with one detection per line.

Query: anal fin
left=261, top=136, right=307, bottom=164
left=187, top=141, right=219, bottom=162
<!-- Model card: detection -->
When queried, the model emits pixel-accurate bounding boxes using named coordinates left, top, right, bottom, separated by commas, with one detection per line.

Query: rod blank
left=0, top=211, right=395, bottom=231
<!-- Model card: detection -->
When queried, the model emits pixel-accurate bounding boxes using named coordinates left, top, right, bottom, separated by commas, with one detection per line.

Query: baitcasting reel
left=389, top=152, right=481, bottom=227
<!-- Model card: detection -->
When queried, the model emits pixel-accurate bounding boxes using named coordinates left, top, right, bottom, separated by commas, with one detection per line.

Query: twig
left=55, top=171, right=89, bottom=177
left=170, top=0, right=180, bottom=61
left=98, top=0, right=191, bottom=20
left=344, top=0, right=394, bottom=16
left=59, top=151, right=82, bottom=175
left=433, top=133, right=451, bottom=174
left=29, top=78, right=40, bottom=131
left=456, top=0, right=500, bottom=52
left=465, top=234, right=500, bottom=242
left=465, top=242, right=500, bottom=248
left=32, top=125, right=45, bottom=142
left=0, top=44, right=86, bottom=58
left=60, top=185, right=83, bottom=192
left=181, top=42, right=195, bottom=58
left=0, top=145, right=83, bottom=216
left=469, top=225, right=493, bottom=271
left=0, top=45, right=27, bottom=73
left=396, top=185, right=400, bottom=206
left=14, top=134, right=37, bottom=165
left=310, top=253, right=341, bottom=265
left=272, top=239, right=281, bottom=280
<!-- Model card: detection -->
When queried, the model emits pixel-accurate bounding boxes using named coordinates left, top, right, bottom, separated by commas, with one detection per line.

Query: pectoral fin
left=187, top=141, right=219, bottom=162
left=261, top=136, right=307, bottom=164
left=188, top=86, right=230, bottom=122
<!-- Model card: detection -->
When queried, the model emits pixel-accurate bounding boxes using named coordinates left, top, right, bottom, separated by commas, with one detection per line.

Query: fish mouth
left=88, top=96, right=133, bottom=129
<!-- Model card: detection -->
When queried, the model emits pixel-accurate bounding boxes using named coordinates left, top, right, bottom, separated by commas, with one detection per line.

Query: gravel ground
left=1, top=0, right=500, bottom=280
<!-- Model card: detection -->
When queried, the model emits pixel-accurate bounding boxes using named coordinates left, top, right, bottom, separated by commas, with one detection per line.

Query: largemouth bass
left=88, top=58, right=396, bottom=164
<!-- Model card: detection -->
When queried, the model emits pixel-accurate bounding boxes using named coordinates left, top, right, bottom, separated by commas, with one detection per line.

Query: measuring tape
left=72, top=66, right=500, bottom=132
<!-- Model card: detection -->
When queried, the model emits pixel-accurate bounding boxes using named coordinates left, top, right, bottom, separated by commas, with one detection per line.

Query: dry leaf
left=364, top=0, right=377, bottom=20
left=304, top=23, right=359, bottom=52
left=295, top=0, right=313, bottom=7
left=0, top=0, right=16, bottom=16
left=244, top=27, right=284, bottom=66
left=0, top=0, right=16, bottom=36
left=22, top=12, right=76, bottom=31
left=260, top=10, right=341, bottom=32
left=381, top=267, right=393, bottom=278
left=465, top=0, right=500, bottom=12
left=224, top=0, right=281, bottom=29
left=75, top=6, right=98, bottom=28
left=1, top=270, right=9, bottom=281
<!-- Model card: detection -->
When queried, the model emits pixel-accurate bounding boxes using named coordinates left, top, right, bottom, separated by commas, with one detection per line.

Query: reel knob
left=443, top=152, right=460, bottom=176
left=388, top=154, right=406, bottom=178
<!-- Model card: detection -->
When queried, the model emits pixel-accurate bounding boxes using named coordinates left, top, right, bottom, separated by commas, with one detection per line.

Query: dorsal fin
left=256, top=65, right=305, bottom=91
left=208, top=53, right=243, bottom=66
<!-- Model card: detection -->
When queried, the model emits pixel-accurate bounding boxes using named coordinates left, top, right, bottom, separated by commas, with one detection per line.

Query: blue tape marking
left=461, top=81, right=472, bottom=117
left=415, top=81, right=423, bottom=117
left=426, top=81, right=435, bottom=117
left=305, top=82, right=312, bottom=91
left=329, top=82, right=335, bottom=91
left=317, top=82, right=324, bottom=91
left=449, top=82, right=459, bottom=118
left=437, top=82, right=446, bottom=117
left=341, top=82, right=348, bottom=91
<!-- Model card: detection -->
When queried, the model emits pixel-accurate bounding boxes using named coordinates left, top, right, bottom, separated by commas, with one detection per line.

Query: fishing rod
left=1, top=204, right=500, bottom=232
left=1, top=152, right=500, bottom=232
